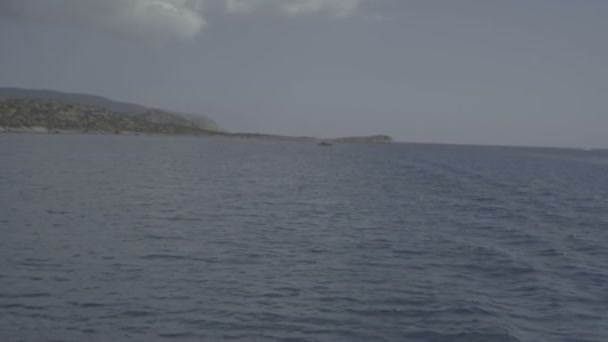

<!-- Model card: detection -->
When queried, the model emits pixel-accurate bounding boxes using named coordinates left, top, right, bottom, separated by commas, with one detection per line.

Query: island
left=0, top=88, right=393, bottom=144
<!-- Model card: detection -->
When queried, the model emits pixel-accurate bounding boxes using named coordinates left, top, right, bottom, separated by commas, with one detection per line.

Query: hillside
left=0, top=88, right=395, bottom=143
left=0, top=99, right=219, bottom=135
left=0, top=87, right=221, bottom=131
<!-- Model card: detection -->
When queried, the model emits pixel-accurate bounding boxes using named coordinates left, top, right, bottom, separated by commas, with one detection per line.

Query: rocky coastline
left=0, top=98, right=393, bottom=144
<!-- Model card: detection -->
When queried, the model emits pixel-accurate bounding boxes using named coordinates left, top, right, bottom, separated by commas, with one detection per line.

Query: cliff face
left=0, top=99, right=219, bottom=135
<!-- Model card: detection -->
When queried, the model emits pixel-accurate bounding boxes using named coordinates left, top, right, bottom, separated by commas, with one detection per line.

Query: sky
left=0, top=0, right=607, bottom=148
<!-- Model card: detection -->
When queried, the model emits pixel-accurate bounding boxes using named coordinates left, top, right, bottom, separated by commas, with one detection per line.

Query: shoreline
left=0, top=126, right=392, bottom=144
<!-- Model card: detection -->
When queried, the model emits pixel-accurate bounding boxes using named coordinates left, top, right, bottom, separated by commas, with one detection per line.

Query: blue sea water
left=0, top=134, right=607, bottom=341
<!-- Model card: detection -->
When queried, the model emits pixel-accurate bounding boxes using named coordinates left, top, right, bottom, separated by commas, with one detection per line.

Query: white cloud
left=225, top=0, right=360, bottom=18
left=0, top=0, right=206, bottom=41
left=0, top=0, right=362, bottom=43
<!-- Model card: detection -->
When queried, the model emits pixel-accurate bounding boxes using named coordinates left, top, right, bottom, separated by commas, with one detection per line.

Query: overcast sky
left=1, top=0, right=606, bottom=147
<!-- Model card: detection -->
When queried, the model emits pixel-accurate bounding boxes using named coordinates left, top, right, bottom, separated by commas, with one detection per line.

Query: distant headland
left=0, top=88, right=393, bottom=143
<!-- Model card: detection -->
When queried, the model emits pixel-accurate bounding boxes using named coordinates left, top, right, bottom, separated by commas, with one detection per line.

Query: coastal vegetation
left=0, top=99, right=219, bottom=135
left=0, top=88, right=394, bottom=143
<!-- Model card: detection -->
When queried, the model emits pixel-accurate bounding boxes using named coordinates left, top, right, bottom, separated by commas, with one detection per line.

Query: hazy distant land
left=0, top=88, right=392, bottom=143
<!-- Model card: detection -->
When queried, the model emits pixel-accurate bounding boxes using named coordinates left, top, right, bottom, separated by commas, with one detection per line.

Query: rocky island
left=0, top=88, right=393, bottom=143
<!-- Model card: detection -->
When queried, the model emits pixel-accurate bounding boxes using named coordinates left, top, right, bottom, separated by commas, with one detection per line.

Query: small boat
left=318, top=141, right=333, bottom=146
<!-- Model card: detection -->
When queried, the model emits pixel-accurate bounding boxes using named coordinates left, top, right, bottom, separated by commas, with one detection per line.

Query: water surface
left=1, top=134, right=607, bottom=341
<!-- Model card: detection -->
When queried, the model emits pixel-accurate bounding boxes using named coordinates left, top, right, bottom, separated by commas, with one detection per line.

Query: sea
left=1, top=133, right=607, bottom=342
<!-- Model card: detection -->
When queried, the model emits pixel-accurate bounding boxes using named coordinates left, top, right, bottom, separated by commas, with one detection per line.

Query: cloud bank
left=0, top=0, right=361, bottom=42
left=0, top=0, right=206, bottom=41
left=225, top=0, right=360, bottom=18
